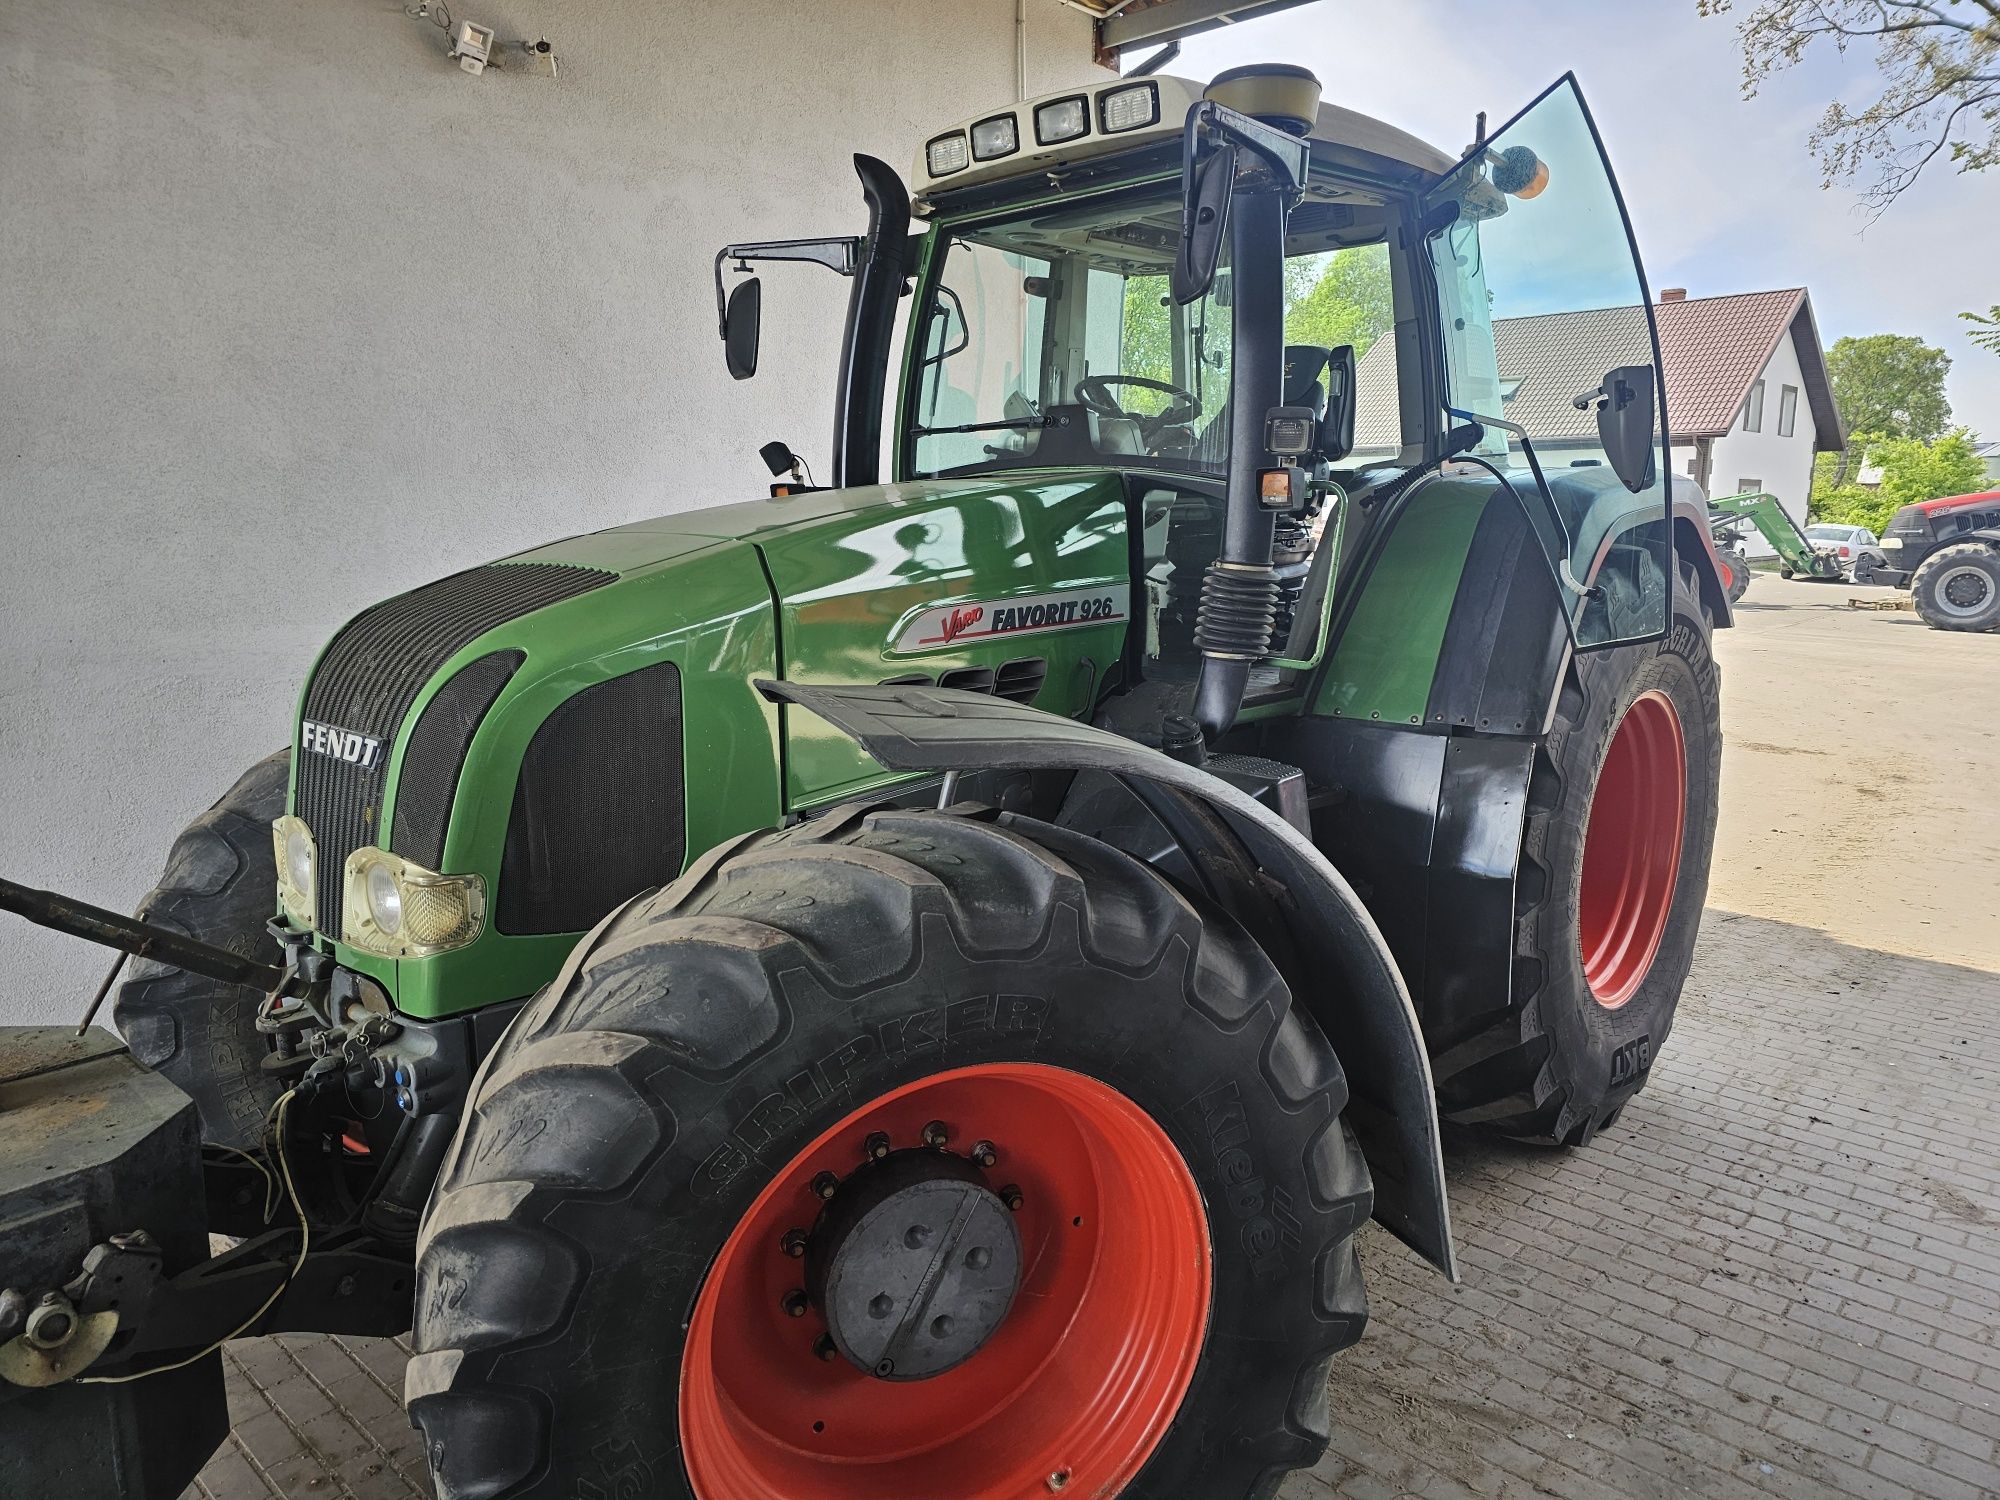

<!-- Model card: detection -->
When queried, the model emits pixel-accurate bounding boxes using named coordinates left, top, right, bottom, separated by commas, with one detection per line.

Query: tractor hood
left=287, top=470, right=1134, bottom=1020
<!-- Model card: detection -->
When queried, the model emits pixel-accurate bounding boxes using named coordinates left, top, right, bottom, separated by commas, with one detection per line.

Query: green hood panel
left=307, top=470, right=1135, bottom=1018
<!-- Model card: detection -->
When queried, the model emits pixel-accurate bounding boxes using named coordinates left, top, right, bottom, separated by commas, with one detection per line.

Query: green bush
left=1810, top=430, right=1986, bottom=531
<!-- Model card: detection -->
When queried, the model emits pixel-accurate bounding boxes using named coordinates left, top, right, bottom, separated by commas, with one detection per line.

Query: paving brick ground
left=179, top=909, right=2000, bottom=1500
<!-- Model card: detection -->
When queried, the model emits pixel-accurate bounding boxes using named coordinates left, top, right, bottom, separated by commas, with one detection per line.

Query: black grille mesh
left=391, top=651, right=524, bottom=870
left=296, top=563, right=613, bottom=934
left=498, top=662, right=685, bottom=936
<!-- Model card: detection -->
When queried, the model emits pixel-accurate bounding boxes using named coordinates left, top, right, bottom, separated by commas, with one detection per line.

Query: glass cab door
left=1422, top=75, right=1672, bottom=648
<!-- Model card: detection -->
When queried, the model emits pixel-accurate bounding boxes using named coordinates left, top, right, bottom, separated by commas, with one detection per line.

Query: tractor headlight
left=926, top=131, right=970, bottom=177
left=1034, top=95, right=1089, bottom=146
left=342, top=848, right=484, bottom=958
left=1099, top=81, right=1160, bottom=133
left=970, top=113, right=1019, bottom=161
left=272, top=816, right=317, bottom=929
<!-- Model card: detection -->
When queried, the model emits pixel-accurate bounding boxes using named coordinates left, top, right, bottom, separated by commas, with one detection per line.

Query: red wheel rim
left=680, top=1063, right=1211, bottom=1499
left=1578, top=690, right=1687, bottom=1009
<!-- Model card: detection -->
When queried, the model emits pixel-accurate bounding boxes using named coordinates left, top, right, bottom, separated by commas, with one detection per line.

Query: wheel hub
left=1940, top=565, right=1990, bottom=613
left=806, top=1149, right=1022, bottom=1380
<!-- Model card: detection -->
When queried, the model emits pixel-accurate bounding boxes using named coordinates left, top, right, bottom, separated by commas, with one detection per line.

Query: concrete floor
left=182, top=576, right=2000, bottom=1500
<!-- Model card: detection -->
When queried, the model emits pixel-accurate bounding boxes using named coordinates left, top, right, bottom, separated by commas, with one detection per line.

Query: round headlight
left=285, top=827, right=315, bottom=895
left=365, top=862, right=403, bottom=936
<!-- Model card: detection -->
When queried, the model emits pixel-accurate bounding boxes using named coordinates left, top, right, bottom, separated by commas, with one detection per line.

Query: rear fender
left=1673, top=483, right=1735, bottom=628
left=758, top=679, right=1457, bottom=1279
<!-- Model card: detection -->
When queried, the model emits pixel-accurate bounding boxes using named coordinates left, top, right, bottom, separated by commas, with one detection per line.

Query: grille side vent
left=296, top=561, right=613, bottom=932
left=391, top=651, right=523, bottom=870
left=497, top=661, right=685, bottom=936
left=937, top=666, right=996, bottom=694
left=994, top=658, right=1049, bottom=704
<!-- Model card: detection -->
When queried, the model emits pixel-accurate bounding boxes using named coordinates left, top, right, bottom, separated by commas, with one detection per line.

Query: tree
left=1825, top=333, right=1953, bottom=441
left=1701, top=0, right=2000, bottom=215
left=1962, top=305, right=2000, bottom=354
left=1811, top=428, right=1986, bottom=529
left=1284, top=247, right=1395, bottom=359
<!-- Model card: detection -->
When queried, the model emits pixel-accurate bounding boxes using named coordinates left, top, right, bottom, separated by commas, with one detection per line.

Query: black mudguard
left=759, top=679, right=1457, bottom=1280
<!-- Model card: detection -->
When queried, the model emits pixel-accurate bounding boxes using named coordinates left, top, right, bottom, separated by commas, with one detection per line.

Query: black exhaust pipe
left=1191, top=187, right=1288, bottom=742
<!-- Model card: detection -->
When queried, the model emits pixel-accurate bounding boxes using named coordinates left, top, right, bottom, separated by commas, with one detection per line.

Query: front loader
left=1708, top=488, right=1844, bottom=599
left=2, top=64, right=1730, bottom=1500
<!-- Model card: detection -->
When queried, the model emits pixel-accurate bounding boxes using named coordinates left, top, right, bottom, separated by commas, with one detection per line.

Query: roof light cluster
left=924, top=80, right=1161, bottom=180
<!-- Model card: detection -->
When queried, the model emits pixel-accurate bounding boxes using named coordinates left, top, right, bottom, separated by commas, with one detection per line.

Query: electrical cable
left=76, top=1090, right=309, bottom=1384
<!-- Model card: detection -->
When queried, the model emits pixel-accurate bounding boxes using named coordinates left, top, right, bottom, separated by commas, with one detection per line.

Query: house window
left=1778, top=384, right=1798, bottom=438
left=1742, top=379, right=1766, bottom=433
left=1737, top=478, right=1762, bottom=496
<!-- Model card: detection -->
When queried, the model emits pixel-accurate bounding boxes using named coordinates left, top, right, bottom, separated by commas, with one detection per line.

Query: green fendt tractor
left=1, top=65, right=1731, bottom=1500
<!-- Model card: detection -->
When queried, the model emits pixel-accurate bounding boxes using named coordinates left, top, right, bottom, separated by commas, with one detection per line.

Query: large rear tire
left=112, top=751, right=289, bottom=1150
left=1910, top=542, right=2000, bottom=631
left=409, top=805, right=1372, bottom=1500
left=1430, top=571, right=1720, bottom=1143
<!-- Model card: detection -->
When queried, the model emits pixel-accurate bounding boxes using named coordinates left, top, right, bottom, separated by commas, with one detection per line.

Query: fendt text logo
left=300, top=719, right=385, bottom=769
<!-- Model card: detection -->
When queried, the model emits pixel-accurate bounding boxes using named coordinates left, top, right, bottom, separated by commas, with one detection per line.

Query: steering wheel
left=1074, top=374, right=1202, bottom=429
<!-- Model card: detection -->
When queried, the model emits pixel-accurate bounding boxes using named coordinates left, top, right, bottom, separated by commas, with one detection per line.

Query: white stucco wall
left=0, top=0, right=1101, bottom=1024
left=1670, top=330, right=1819, bottom=557
left=1707, top=330, right=1818, bottom=550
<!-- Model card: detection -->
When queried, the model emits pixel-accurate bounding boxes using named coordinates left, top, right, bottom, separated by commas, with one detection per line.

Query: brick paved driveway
left=179, top=911, right=2000, bottom=1500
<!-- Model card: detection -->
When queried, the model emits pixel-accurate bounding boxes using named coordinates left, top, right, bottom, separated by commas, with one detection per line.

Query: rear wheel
left=1430, top=571, right=1720, bottom=1143
left=1720, top=546, right=1751, bottom=603
left=410, top=805, right=1373, bottom=1500
left=112, top=751, right=289, bottom=1149
left=1911, top=542, right=2000, bottom=631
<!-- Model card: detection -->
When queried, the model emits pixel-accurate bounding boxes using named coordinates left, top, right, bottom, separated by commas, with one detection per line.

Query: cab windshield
left=906, top=180, right=1401, bottom=480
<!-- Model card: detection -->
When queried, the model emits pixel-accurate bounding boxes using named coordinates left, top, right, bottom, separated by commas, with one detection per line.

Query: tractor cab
left=726, top=68, right=1692, bottom=748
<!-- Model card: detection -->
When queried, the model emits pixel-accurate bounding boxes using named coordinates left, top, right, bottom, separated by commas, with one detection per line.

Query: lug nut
left=970, top=1139, right=998, bottom=1169
left=782, top=1289, right=810, bottom=1318
left=1047, top=1470, right=1071, bottom=1492
left=863, top=1131, right=891, bottom=1161
left=922, top=1120, right=951, bottom=1149
left=1000, top=1184, right=1024, bottom=1212
left=813, top=1333, right=838, bottom=1362
left=781, top=1228, right=808, bottom=1259
left=811, top=1171, right=840, bottom=1201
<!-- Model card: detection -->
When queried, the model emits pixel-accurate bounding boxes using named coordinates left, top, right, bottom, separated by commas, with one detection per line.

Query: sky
left=1166, top=0, right=2000, bottom=433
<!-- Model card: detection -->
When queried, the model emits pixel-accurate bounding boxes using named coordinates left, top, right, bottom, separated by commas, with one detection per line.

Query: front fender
left=759, top=679, right=1457, bottom=1279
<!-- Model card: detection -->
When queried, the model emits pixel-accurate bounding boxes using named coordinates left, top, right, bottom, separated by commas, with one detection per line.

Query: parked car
left=1804, top=523, right=1886, bottom=583
left=1876, top=490, right=2000, bottom=630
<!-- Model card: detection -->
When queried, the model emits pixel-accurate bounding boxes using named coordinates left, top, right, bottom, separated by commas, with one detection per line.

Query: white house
left=1655, top=287, right=1844, bottom=540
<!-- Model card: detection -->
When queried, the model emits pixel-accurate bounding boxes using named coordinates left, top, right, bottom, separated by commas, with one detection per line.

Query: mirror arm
left=1444, top=406, right=1595, bottom=601
left=712, top=237, right=864, bottom=336
left=1180, top=100, right=1311, bottom=198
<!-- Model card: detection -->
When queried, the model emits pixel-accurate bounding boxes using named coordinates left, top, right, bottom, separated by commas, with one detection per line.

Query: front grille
left=296, top=562, right=614, bottom=935
left=497, top=661, right=685, bottom=935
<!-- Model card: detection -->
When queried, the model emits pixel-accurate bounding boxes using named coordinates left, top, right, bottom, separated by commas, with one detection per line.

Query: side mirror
left=1320, top=344, right=1357, bottom=462
left=1576, top=364, right=1656, bottom=492
left=723, top=277, right=762, bottom=381
left=1172, top=143, right=1236, bottom=305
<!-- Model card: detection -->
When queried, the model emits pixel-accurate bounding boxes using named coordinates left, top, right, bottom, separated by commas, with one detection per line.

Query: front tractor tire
left=1910, top=542, right=2000, bottom=631
left=1430, top=570, right=1721, bottom=1144
left=112, top=750, right=290, bottom=1150
left=410, top=806, right=1372, bottom=1500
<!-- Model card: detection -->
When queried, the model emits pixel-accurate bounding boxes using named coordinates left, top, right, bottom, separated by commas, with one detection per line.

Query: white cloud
left=1169, top=1, right=2000, bottom=432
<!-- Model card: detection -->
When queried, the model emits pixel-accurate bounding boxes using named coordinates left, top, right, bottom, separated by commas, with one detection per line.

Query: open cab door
left=1422, top=75, right=1673, bottom=649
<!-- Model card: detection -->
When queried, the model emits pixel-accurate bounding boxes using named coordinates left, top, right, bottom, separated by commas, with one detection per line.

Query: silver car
left=1805, top=524, right=1888, bottom=583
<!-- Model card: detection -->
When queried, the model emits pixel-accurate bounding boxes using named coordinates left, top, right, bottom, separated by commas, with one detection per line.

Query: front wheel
left=1720, top=546, right=1751, bottom=603
left=410, top=806, right=1373, bottom=1500
left=1911, top=542, right=2000, bottom=631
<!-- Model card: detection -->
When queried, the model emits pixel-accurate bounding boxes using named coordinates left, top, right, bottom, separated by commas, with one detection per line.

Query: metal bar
left=1101, top=0, right=1317, bottom=49
left=0, top=877, right=285, bottom=992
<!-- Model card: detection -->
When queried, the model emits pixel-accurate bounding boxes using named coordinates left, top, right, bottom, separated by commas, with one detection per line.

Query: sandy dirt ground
left=1709, top=573, right=2000, bottom=972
